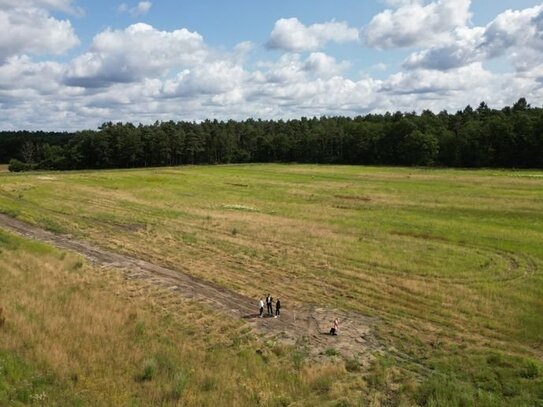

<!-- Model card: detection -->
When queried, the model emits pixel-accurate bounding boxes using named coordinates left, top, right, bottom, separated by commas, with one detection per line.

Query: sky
left=1, top=0, right=542, bottom=131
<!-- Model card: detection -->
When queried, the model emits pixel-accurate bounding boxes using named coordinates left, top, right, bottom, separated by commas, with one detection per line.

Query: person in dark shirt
left=266, top=294, right=273, bottom=316
left=275, top=298, right=281, bottom=317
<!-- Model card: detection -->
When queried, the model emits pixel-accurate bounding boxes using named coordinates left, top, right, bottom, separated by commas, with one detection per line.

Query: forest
left=2, top=98, right=542, bottom=171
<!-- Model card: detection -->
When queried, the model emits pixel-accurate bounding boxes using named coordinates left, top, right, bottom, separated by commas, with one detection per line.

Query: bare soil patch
left=334, top=194, right=372, bottom=202
left=0, top=213, right=380, bottom=361
left=390, top=230, right=451, bottom=243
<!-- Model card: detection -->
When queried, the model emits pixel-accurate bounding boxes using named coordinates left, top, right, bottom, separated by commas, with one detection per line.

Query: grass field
left=1, top=164, right=542, bottom=406
left=1, top=230, right=360, bottom=406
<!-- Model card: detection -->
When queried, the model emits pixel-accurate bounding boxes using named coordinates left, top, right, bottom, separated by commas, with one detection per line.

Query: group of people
left=257, top=295, right=339, bottom=336
left=259, top=294, right=281, bottom=318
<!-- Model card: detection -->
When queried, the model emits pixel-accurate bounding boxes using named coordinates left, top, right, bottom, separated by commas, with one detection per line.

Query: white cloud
left=162, top=61, right=247, bottom=98
left=483, top=5, right=543, bottom=72
left=0, top=55, right=65, bottom=93
left=1, top=2, right=543, bottom=131
left=403, top=4, right=543, bottom=73
left=267, top=18, right=359, bottom=52
left=134, top=1, right=152, bottom=15
left=370, top=62, right=388, bottom=72
left=0, top=55, right=84, bottom=130
left=64, top=23, right=207, bottom=87
left=257, top=54, right=307, bottom=84
left=233, top=41, right=255, bottom=56
left=403, top=26, right=485, bottom=70
left=2, top=51, right=542, bottom=131
left=0, top=6, right=79, bottom=63
left=363, top=0, right=471, bottom=48
left=303, top=52, right=350, bottom=78
left=254, top=52, right=349, bottom=84
left=253, top=76, right=378, bottom=113
left=119, top=1, right=152, bottom=17
left=382, top=62, right=492, bottom=95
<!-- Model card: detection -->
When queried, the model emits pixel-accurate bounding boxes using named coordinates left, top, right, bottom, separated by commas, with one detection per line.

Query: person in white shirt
left=330, top=318, right=339, bottom=335
left=259, top=298, right=264, bottom=318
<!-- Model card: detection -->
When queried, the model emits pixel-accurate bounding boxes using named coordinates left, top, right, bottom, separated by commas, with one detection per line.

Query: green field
left=1, top=164, right=542, bottom=406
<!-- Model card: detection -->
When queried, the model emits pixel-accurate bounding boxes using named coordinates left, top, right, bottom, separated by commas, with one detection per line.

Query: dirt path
left=0, top=213, right=380, bottom=361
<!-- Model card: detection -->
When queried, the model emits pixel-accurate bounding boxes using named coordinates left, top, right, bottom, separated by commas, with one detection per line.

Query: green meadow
left=1, top=164, right=542, bottom=406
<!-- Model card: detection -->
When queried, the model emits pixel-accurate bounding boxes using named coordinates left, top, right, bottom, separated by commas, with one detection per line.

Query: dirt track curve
left=0, top=213, right=380, bottom=361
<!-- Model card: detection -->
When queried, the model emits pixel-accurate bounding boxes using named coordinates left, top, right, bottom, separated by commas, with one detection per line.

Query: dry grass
left=2, top=231, right=378, bottom=406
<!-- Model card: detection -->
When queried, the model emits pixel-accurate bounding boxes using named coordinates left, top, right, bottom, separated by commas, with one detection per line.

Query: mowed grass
left=1, top=164, right=543, bottom=405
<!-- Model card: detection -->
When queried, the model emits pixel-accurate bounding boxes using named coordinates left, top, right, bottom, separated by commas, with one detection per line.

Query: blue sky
left=69, top=1, right=537, bottom=43
left=1, top=0, right=543, bottom=130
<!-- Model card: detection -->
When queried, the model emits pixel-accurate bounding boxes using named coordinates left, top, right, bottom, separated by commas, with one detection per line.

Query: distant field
left=0, top=164, right=8, bottom=172
left=1, top=164, right=542, bottom=406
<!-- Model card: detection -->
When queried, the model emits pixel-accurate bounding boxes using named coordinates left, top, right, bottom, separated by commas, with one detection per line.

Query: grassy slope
left=1, top=164, right=542, bottom=405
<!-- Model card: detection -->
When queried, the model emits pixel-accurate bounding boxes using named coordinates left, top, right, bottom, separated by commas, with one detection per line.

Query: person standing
left=259, top=298, right=264, bottom=318
left=275, top=298, right=281, bottom=317
left=330, top=318, right=339, bottom=335
left=266, top=294, right=273, bottom=316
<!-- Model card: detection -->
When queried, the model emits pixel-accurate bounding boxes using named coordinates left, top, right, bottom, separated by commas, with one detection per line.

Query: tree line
left=3, top=98, right=542, bottom=171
